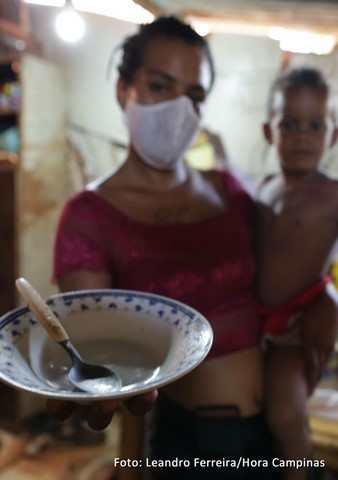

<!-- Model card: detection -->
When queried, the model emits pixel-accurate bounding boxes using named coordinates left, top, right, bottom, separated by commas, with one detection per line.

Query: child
left=256, top=67, right=338, bottom=480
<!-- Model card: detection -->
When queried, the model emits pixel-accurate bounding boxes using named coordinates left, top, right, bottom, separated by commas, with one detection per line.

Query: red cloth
left=258, top=275, right=332, bottom=337
left=53, top=170, right=260, bottom=358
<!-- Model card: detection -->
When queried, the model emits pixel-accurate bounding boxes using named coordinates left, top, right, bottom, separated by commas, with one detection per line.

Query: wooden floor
left=0, top=382, right=338, bottom=480
left=307, top=370, right=338, bottom=480
left=0, top=413, right=121, bottom=480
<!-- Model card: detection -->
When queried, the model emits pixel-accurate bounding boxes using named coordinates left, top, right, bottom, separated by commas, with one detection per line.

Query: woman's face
left=118, top=38, right=213, bottom=115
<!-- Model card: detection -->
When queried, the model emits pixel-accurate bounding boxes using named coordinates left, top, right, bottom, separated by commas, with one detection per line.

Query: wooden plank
left=0, top=19, right=31, bottom=43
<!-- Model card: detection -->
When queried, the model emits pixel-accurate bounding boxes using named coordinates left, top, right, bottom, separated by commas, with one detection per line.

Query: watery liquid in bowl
left=44, top=338, right=163, bottom=393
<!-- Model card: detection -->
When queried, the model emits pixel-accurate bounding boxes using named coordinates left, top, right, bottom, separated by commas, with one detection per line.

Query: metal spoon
left=15, top=278, right=122, bottom=393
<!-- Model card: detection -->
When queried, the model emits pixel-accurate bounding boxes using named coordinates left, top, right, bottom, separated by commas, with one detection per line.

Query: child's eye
left=309, top=121, right=325, bottom=132
left=280, top=120, right=297, bottom=132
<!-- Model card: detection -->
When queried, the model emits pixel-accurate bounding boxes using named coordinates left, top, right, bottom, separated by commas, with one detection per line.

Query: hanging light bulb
left=55, top=0, right=85, bottom=43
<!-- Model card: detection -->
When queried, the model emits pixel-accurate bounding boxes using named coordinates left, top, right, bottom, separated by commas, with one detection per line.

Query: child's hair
left=267, top=67, right=330, bottom=119
left=116, top=16, right=215, bottom=89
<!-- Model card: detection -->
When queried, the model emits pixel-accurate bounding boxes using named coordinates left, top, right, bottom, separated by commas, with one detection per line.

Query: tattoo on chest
left=154, top=204, right=205, bottom=224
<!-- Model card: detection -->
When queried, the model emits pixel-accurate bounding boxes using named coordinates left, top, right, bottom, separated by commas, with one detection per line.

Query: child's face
left=264, top=86, right=337, bottom=175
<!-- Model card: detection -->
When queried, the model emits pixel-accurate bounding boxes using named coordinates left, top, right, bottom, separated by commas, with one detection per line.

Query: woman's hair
left=267, top=67, right=330, bottom=118
left=117, top=16, right=215, bottom=90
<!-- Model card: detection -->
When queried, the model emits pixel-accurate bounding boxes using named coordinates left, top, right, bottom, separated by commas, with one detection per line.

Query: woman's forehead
left=139, top=38, right=212, bottom=90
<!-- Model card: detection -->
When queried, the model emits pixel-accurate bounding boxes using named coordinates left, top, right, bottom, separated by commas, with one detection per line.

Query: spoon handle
left=15, top=277, right=69, bottom=343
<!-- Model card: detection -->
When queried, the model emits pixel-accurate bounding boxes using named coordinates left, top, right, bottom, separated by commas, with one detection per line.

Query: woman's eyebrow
left=146, top=68, right=208, bottom=93
left=146, top=69, right=175, bottom=82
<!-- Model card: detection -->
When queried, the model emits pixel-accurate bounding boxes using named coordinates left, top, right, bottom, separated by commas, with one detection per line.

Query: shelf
left=0, top=108, right=18, bottom=116
left=0, top=151, right=18, bottom=166
left=0, top=1, right=37, bottom=56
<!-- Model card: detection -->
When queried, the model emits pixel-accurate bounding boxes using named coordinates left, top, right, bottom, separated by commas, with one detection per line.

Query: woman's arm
left=57, top=270, right=112, bottom=292
left=300, top=282, right=338, bottom=393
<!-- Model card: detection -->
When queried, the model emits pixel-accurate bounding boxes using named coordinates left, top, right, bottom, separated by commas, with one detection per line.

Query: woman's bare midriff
left=162, top=347, right=263, bottom=417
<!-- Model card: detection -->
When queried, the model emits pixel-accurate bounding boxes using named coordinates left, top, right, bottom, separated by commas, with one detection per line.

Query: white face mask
left=124, top=96, right=201, bottom=170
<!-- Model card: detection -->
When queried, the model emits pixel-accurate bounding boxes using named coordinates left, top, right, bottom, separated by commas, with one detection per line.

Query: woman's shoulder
left=62, top=189, right=100, bottom=211
left=60, top=189, right=117, bottom=224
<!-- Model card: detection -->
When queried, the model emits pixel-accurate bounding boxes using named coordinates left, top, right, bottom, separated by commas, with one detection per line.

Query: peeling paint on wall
left=17, top=54, right=67, bottom=298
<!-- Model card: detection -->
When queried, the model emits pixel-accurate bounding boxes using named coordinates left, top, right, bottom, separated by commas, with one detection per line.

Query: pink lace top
left=53, top=170, right=260, bottom=357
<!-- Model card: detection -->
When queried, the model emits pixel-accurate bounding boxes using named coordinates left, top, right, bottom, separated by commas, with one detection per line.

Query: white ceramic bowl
left=0, top=289, right=213, bottom=401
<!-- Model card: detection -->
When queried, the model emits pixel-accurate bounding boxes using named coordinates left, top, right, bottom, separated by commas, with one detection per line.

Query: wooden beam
left=134, top=0, right=338, bottom=37
left=183, top=10, right=338, bottom=37
left=132, top=0, right=164, bottom=16
left=0, top=18, right=37, bottom=51
left=18, top=1, right=32, bottom=36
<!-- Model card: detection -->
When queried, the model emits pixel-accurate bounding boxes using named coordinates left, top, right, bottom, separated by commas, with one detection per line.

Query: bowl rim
left=0, top=288, right=213, bottom=401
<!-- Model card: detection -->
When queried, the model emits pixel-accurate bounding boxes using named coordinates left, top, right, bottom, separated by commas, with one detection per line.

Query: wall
left=18, top=54, right=67, bottom=299
left=31, top=7, right=135, bottom=184
left=206, top=33, right=282, bottom=176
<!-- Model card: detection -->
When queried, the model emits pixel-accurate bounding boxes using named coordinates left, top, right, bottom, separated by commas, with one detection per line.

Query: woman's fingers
left=86, top=400, right=120, bottom=430
left=46, top=399, right=75, bottom=421
left=86, top=391, right=158, bottom=429
left=46, top=390, right=158, bottom=431
left=46, top=398, right=119, bottom=430
left=124, top=389, right=158, bottom=416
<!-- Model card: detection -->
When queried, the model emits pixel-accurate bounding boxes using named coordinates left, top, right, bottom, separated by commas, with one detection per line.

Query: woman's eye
left=149, top=83, right=168, bottom=94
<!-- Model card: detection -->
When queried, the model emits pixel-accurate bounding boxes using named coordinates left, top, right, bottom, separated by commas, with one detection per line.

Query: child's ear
left=116, top=77, right=128, bottom=109
left=263, top=123, right=272, bottom=144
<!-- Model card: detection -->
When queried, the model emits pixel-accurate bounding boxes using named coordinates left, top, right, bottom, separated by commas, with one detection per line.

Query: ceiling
left=1, top=0, right=338, bottom=59
left=136, top=0, right=338, bottom=37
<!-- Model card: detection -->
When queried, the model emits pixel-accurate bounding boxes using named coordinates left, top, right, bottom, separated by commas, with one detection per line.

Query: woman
left=49, top=16, right=272, bottom=479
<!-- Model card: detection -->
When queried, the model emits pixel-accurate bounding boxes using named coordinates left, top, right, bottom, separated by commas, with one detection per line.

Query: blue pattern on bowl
left=0, top=289, right=213, bottom=401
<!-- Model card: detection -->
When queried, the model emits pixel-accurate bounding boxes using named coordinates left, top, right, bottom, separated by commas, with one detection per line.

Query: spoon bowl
left=15, top=278, right=122, bottom=393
